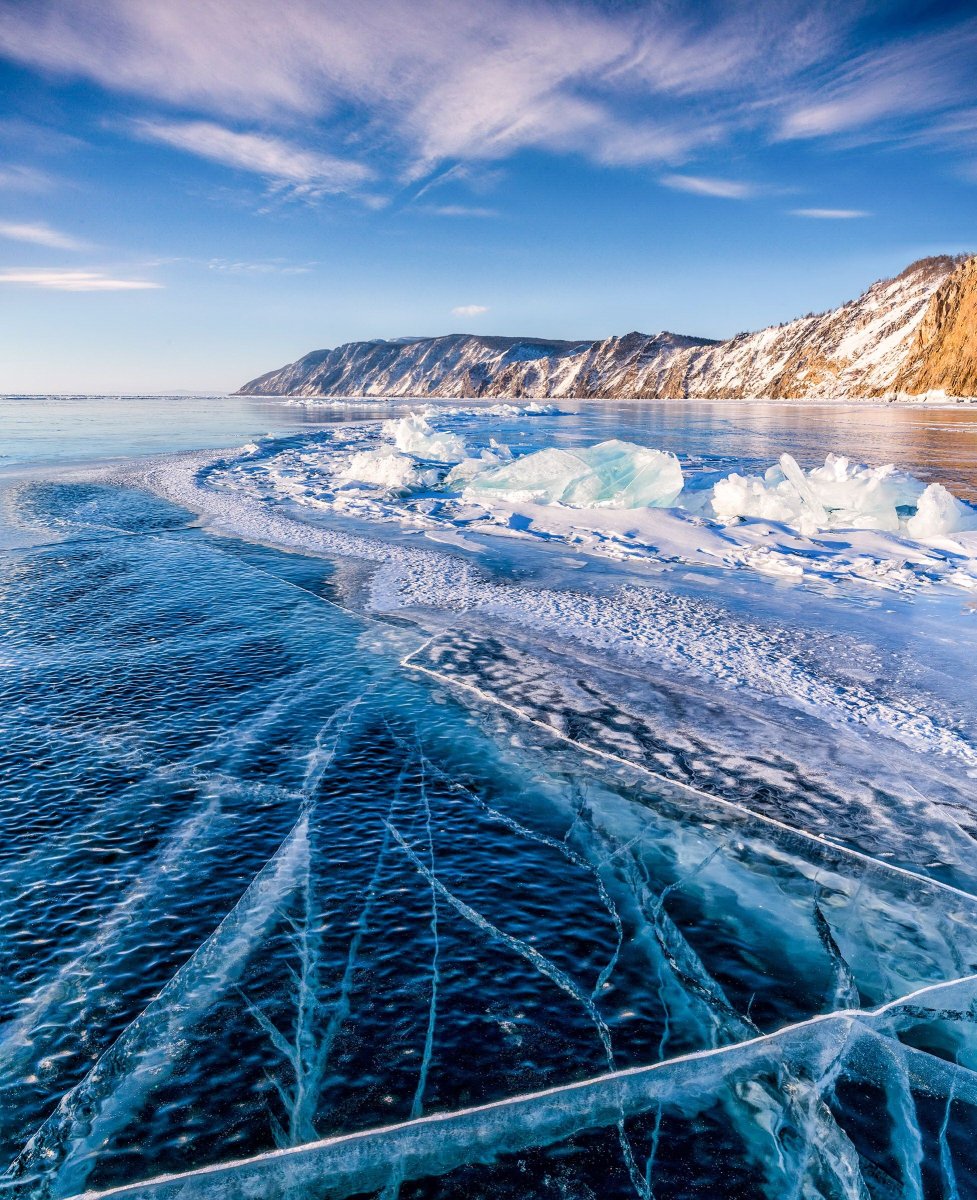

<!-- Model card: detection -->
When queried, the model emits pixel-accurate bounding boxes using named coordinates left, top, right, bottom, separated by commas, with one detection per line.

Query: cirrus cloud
left=1, top=0, right=976, bottom=205
left=0, top=220, right=89, bottom=250
left=776, top=18, right=977, bottom=143
left=423, top=205, right=499, bottom=218
left=0, top=164, right=56, bottom=192
left=0, top=269, right=160, bottom=291
left=791, top=207, right=869, bottom=219
left=0, top=0, right=857, bottom=185
left=131, top=119, right=373, bottom=196
left=660, top=173, right=756, bottom=199
left=452, top=304, right=489, bottom=317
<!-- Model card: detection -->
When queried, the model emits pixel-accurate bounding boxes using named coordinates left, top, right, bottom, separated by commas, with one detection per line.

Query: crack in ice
left=61, top=973, right=977, bottom=1200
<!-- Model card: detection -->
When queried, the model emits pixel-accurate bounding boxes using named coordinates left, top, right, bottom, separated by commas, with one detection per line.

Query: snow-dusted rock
left=238, top=255, right=975, bottom=402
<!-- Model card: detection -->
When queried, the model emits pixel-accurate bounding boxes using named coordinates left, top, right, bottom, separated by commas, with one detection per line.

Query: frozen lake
left=2, top=394, right=977, bottom=1199
left=3, top=393, right=977, bottom=498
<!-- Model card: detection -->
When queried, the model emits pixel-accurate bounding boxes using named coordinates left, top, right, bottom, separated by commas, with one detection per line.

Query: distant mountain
left=237, top=254, right=976, bottom=400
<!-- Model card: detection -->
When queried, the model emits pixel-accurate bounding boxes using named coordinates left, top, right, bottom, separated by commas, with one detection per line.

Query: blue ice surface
left=2, top=397, right=977, bottom=1199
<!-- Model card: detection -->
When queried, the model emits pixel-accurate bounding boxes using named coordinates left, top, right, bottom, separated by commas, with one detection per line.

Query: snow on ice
left=200, top=408, right=977, bottom=594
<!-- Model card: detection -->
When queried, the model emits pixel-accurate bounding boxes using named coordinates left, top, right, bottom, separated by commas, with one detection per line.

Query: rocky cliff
left=238, top=254, right=975, bottom=400
left=889, top=256, right=977, bottom=398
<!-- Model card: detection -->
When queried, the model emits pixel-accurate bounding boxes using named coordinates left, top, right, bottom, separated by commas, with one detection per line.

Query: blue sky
left=0, top=0, right=975, bottom=392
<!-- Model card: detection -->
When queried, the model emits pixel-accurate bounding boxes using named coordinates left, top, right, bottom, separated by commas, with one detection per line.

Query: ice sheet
left=6, top=454, right=977, bottom=1200
left=57, top=975, right=977, bottom=1200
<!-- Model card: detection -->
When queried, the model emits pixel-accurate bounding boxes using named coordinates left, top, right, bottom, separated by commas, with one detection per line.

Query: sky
left=0, top=0, right=975, bottom=393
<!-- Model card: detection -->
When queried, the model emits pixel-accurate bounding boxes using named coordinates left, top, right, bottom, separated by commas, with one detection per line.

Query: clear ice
left=3, top=465, right=977, bottom=1200
left=460, top=439, right=685, bottom=509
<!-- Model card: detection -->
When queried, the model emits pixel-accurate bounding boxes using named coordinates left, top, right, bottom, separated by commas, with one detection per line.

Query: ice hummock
left=341, top=413, right=471, bottom=494
left=206, top=409, right=977, bottom=592
left=340, top=447, right=441, bottom=493
left=711, top=452, right=931, bottom=534
left=906, top=481, right=977, bottom=538
left=461, top=440, right=685, bottom=509
left=384, top=412, right=468, bottom=462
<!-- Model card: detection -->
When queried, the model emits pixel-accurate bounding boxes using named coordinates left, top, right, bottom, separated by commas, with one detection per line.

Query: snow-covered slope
left=238, top=255, right=974, bottom=400
left=238, top=334, right=598, bottom=399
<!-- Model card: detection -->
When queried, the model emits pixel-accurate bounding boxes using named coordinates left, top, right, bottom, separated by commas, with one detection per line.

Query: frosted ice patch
left=462, top=440, right=684, bottom=509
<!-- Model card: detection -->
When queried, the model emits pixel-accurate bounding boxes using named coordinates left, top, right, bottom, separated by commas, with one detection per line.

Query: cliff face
left=237, top=255, right=975, bottom=400
left=889, top=256, right=977, bottom=398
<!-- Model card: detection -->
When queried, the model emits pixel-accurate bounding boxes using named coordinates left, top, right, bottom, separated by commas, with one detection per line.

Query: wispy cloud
left=2, top=0, right=977, bottom=195
left=452, top=304, right=488, bottom=317
left=132, top=120, right=372, bottom=196
left=0, top=164, right=55, bottom=192
left=0, top=0, right=856, bottom=184
left=777, top=19, right=977, bottom=142
left=207, top=257, right=315, bottom=275
left=791, top=207, right=869, bottom=219
left=660, top=173, right=756, bottom=199
left=0, top=269, right=160, bottom=291
left=423, top=205, right=499, bottom=218
left=0, top=220, right=89, bottom=250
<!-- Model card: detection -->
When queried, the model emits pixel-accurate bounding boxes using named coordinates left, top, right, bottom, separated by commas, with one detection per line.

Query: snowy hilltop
left=238, top=254, right=977, bottom=402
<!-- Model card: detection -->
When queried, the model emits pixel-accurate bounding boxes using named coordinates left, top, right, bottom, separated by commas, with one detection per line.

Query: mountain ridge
left=237, top=254, right=976, bottom=400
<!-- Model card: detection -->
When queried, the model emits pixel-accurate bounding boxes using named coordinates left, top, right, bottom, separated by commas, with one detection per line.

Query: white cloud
left=0, top=269, right=160, bottom=291
left=0, top=0, right=857, bottom=181
left=791, top=207, right=869, bottom=219
left=452, top=304, right=488, bottom=317
left=2, top=0, right=976, bottom=188
left=660, top=173, right=756, bottom=199
left=424, top=205, right=498, bottom=218
left=777, top=19, right=977, bottom=142
left=132, top=120, right=372, bottom=195
left=0, top=220, right=88, bottom=249
left=207, top=257, right=315, bottom=275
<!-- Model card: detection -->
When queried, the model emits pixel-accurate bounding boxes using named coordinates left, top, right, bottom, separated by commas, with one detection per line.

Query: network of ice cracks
left=207, top=406, right=977, bottom=593
left=5, top=479, right=977, bottom=1200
